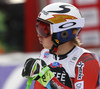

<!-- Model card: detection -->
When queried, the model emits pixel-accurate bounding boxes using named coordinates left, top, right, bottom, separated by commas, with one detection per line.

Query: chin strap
left=49, top=44, right=58, bottom=54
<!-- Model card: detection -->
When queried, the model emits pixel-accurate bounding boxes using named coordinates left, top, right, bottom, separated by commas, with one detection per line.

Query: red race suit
left=34, top=46, right=99, bottom=89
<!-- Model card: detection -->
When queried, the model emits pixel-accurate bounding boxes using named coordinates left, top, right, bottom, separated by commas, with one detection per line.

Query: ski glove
left=22, top=58, right=54, bottom=89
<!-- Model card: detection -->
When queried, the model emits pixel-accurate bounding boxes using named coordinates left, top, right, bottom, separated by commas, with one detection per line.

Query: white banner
left=80, top=30, right=100, bottom=47
left=80, top=7, right=99, bottom=28
left=76, top=0, right=98, bottom=5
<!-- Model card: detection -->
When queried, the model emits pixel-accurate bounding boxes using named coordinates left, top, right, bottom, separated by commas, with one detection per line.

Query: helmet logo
left=47, top=15, right=77, bottom=24
left=61, top=31, right=68, bottom=38
left=47, top=5, right=70, bottom=13
left=41, top=10, right=49, bottom=16
left=59, top=22, right=76, bottom=28
left=72, top=30, right=78, bottom=35
left=55, top=39, right=59, bottom=44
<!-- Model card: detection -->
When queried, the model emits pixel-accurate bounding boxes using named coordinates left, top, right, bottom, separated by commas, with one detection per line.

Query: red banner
left=24, top=0, right=42, bottom=52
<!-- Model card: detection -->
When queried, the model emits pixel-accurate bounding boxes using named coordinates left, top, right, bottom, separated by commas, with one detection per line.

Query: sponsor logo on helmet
left=59, top=22, right=76, bottom=28
left=47, top=15, right=77, bottom=24
left=47, top=5, right=71, bottom=13
left=72, top=29, right=78, bottom=35
left=55, top=39, right=59, bottom=44
left=41, top=10, right=49, bottom=15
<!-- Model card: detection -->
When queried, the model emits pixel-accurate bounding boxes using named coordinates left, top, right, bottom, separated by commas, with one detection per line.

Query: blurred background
left=0, top=0, right=100, bottom=89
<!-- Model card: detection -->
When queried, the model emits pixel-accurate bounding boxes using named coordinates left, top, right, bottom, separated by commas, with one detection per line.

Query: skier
left=22, top=2, right=99, bottom=89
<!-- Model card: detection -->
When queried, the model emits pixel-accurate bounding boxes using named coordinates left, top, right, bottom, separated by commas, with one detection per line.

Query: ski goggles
left=36, top=18, right=84, bottom=37
left=36, top=18, right=52, bottom=38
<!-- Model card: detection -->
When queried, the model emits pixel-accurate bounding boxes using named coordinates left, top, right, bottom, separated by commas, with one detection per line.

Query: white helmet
left=36, top=2, right=84, bottom=53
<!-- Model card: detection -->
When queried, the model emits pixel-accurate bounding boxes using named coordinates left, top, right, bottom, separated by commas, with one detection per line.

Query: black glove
left=22, top=58, right=54, bottom=89
left=22, top=58, right=47, bottom=79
